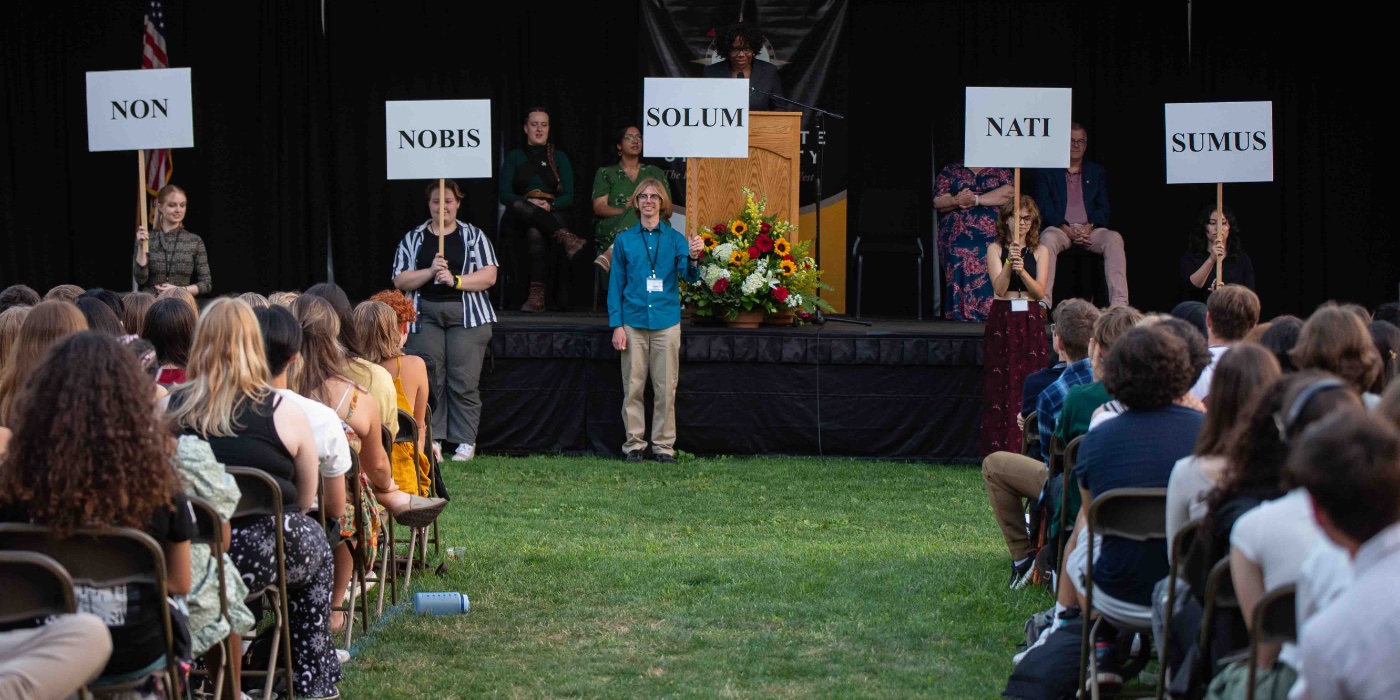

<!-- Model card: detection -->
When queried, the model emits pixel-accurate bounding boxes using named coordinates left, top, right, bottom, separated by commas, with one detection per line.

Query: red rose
left=747, top=246, right=760, bottom=259
left=755, top=234, right=774, bottom=253
left=783, top=254, right=794, bottom=262
left=760, top=222, right=772, bottom=234
left=772, top=286, right=789, bottom=303
left=713, top=224, right=727, bottom=234
left=712, top=278, right=729, bottom=293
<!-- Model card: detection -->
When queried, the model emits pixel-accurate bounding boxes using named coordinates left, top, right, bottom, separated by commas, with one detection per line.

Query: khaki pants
left=1040, top=226, right=1129, bottom=307
left=981, top=451, right=1048, bottom=561
left=0, top=613, right=111, bottom=700
left=620, top=324, right=681, bottom=456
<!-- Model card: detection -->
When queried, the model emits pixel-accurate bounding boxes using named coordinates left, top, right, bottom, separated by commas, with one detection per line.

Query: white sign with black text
left=1164, top=101, right=1273, bottom=184
left=964, top=87, right=1072, bottom=169
left=85, top=68, right=194, bottom=152
left=643, top=78, right=748, bottom=158
left=385, top=100, right=492, bottom=180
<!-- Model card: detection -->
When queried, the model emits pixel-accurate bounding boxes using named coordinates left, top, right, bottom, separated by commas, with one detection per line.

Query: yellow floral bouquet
left=682, top=188, right=834, bottom=321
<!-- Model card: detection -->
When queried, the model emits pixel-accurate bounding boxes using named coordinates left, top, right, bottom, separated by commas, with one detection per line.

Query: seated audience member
left=122, top=336, right=168, bottom=402
left=121, top=291, right=156, bottom=336
left=0, top=306, right=31, bottom=376
left=77, top=288, right=124, bottom=320
left=980, top=299, right=1099, bottom=588
left=163, top=299, right=341, bottom=699
left=1289, top=411, right=1400, bottom=700
left=268, top=290, right=300, bottom=307
left=1068, top=324, right=1205, bottom=685
left=1190, top=284, right=1261, bottom=400
left=0, top=284, right=40, bottom=313
left=357, top=295, right=432, bottom=494
left=238, top=292, right=271, bottom=309
left=1367, top=320, right=1400, bottom=394
left=592, top=125, right=671, bottom=272
left=75, top=296, right=124, bottom=336
left=157, top=285, right=199, bottom=317
left=1374, top=301, right=1400, bottom=327
left=1257, top=316, right=1302, bottom=372
left=0, top=332, right=194, bottom=682
left=43, top=284, right=84, bottom=302
left=1170, top=301, right=1208, bottom=339
left=1032, top=123, right=1128, bottom=307
left=499, top=107, right=586, bottom=312
left=1052, top=306, right=1143, bottom=447
left=1291, top=303, right=1383, bottom=406
left=1342, top=303, right=1372, bottom=323
left=303, top=283, right=400, bottom=437
left=704, top=23, right=785, bottom=111
left=0, top=300, right=87, bottom=427
left=1180, top=205, right=1254, bottom=301
left=0, top=613, right=112, bottom=700
left=981, top=196, right=1051, bottom=456
left=143, top=297, right=197, bottom=386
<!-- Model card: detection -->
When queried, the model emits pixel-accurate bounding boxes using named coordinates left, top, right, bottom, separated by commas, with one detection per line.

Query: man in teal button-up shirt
left=607, top=178, right=702, bottom=463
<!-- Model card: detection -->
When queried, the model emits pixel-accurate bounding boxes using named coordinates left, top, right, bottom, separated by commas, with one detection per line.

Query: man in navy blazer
left=1032, top=124, right=1128, bottom=306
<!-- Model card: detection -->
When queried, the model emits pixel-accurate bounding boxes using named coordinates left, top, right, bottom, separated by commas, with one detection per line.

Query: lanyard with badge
left=643, top=228, right=664, bottom=293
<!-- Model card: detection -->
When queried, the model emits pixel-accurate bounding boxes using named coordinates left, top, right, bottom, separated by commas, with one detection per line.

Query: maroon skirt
left=980, top=299, right=1049, bottom=457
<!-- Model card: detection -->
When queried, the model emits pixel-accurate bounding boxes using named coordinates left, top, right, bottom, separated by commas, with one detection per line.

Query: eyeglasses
left=621, top=134, right=641, bottom=141
left=729, top=46, right=754, bottom=55
left=636, top=193, right=663, bottom=202
left=1070, top=139, right=1087, bottom=146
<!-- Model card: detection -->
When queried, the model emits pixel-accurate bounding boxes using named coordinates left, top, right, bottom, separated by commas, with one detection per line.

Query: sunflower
left=730, top=220, right=749, bottom=236
left=773, top=237, right=791, bottom=256
left=730, top=250, right=750, bottom=266
left=779, top=259, right=798, bottom=276
left=700, top=232, right=718, bottom=249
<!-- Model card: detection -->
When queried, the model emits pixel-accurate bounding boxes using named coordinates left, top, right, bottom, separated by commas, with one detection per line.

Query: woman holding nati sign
left=1179, top=204, right=1255, bottom=302
left=392, top=180, right=498, bottom=463
left=980, top=196, right=1050, bottom=455
left=133, top=184, right=212, bottom=296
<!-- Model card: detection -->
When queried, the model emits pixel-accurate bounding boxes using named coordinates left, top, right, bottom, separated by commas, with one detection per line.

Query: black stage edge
left=476, top=312, right=984, bottom=463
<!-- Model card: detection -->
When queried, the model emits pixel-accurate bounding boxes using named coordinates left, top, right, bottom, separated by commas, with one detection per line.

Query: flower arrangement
left=682, top=188, right=834, bottom=322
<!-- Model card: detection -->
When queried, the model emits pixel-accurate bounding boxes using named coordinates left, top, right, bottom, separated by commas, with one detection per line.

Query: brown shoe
left=554, top=228, right=586, bottom=258
left=594, top=246, right=613, bottom=273
left=520, top=282, right=546, bottom=313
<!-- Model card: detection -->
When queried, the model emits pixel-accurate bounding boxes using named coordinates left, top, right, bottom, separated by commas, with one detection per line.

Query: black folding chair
left=1021, top=410, right=1040, bottom=458
left=0, top=550, right=76, bottom=622
left=187, top=497, right=233, bottom=700
left=1056, top=435, right=1084, bottom=568
left=226, top=467, right=296, bottom=700
left=1155, top=518, right=1206, bottom=700
left=1245, top=585, right=1297, bottom=700
left=336, top=449, right=381, bottom=644
left=0, top=524, right=181, bottom=697
left=379, top=424, right=405, bottom=608
left=851, top=187, right=925, bottom=320
left=396, top=407, right=432, bottom=572
left=1078, top=488, right=1168, bottom=699
left=1196, top=557, right=1243, bottom=687
left=422, top=403, right=446, bottom=554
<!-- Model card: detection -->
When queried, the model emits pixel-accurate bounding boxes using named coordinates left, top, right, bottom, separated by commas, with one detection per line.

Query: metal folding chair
left=1155, top=518, right=1206, bottom=700
left=187, top=497, right=233, bottom=700
left=395, top=407, right=433, bottom=572
left=337, top=449, right=381, bottom=643
left=0, top=551, right=85, bottom=699
left=1021, top=410, right=1040, bottom=458
left=1245, top=585, right=1297, bottom=700
left=1057, top=435, right=1084, bottom=568
left=1195, top=558, right=1243, bottom=689
left=226, top=467, right=296, bottom=700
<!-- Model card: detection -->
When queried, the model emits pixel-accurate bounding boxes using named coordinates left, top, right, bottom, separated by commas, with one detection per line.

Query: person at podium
left=703, top=24, right=784, bottom=112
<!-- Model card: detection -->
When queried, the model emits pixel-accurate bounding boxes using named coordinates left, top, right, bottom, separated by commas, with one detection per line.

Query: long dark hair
left=1193, top=344, right=1281, bottom=457
left=1189, top=204, right=1244, bottom=258
left=143, top=297, right=196, bottom=368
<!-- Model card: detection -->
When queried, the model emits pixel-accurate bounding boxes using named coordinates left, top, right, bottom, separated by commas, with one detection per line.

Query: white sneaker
left=451, top=443, right=475, bottom=461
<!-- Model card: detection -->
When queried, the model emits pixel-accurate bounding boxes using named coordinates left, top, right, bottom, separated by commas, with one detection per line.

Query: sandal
left=391, top=495, right=447, bottom=528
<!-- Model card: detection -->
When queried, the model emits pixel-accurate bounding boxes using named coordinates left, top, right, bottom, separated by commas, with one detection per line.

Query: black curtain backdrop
left=2, top=1, right=1391, bottom=319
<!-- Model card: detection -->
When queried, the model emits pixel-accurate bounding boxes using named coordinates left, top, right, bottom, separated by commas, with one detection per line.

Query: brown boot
left=594, top=246, right=613, bottom=273
left=554, top=228, right=586, bottom=258
left=520, top=282, right=546, bottom=313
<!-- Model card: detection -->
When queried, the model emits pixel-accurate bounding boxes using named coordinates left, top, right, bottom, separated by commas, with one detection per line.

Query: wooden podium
left=684, top=111, right=802, bottom=242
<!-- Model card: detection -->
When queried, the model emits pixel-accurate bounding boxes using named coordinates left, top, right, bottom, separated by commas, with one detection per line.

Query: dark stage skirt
left=980, top=298, right=1049, bottom=457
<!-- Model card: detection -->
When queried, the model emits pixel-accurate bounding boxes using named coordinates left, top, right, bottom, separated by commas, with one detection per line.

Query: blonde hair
left=157, top=286, right=199, bottom=316
left=268, top=291, right=300, bottom=307
left=353, top=301, right=403, bottom=364
left=152, top=184, right=187, bottom=231
left=0, top=306, right=34, bottom=376
left=289, top=295, right=351, bottom=404
left=630, top=178, right=674, bottom=219
left=238, top=292, right=271, bottom=309
left=0, top=301, right=88, bottom=426
left=166, top=298, right=271, bottom=438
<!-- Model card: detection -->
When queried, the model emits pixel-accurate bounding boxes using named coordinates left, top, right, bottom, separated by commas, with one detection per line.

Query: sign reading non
left=964, top=87, right=1072, bottom=169
left=86, top=68, right=194, bottom=152
left=1164, top=101, right=1273, bottom=184
left=643, top=78, right=748, bottom=158
left=385, top=100, right=492, bottom=180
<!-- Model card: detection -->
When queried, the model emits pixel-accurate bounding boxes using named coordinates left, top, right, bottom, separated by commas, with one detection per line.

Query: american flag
left=142, top=0, right=171, bottom=200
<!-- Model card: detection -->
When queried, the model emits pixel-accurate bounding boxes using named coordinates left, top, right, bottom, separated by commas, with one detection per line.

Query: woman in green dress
left=591, top=125, right=671, bottom=272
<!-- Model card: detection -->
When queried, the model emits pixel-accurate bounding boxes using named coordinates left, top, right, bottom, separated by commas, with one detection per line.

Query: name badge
left=1010, top=299, right=1029, bottom=313
left=646, top=276, right=664, bottom=293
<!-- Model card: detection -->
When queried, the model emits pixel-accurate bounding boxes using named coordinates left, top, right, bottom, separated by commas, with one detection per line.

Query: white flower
left=741, top=272, right=766, bottom=295
left=702, top=266, right=731, bottom=287
left=786, top=293, right=803, bottom=308
left=712, top=243, right=735, bottom=263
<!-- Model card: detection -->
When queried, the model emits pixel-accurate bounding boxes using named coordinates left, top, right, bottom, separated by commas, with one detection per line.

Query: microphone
left=737, top=71, right=746, bottom=79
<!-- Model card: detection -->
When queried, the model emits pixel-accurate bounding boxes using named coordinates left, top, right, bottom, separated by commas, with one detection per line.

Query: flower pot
left=725, top=310, right=765, bottom=329
left=765, top=309, right=796, bottom=326
left=681, top=306, right=695, bottom=319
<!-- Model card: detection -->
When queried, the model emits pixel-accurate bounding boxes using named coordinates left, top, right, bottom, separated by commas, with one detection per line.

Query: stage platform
left=473, top=311, right=985, bottom=463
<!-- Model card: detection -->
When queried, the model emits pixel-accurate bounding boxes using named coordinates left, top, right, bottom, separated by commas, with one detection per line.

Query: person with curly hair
left=1292, top=303, right=1384, bottom=405
left=0, top=331, right=194, bottom=681
left=356, top=294, right=432, bottom=493
left=703, top=23, right=785, bottom=111
left=0, top=300, right=87, bottom=427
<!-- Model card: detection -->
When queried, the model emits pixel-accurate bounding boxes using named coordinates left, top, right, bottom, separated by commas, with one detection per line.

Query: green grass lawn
left=340, top=456, right=1051, bottom=699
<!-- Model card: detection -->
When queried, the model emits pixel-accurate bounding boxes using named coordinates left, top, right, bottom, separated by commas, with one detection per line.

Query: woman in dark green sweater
left=499, top=107, right=585, bottom=312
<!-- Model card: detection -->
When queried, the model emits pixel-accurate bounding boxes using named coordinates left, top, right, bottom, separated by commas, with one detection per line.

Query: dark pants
left=406, top=298, right=492, bottom=445
left=505, top=200, right=567, bottom=285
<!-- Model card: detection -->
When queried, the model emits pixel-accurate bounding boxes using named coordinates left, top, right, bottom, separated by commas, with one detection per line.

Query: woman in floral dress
left=934, top=162, right=1013, bottom=321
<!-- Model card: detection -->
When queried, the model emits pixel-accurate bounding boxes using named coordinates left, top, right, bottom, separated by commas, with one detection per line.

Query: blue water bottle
left=413, top=592, right=470, bottom=615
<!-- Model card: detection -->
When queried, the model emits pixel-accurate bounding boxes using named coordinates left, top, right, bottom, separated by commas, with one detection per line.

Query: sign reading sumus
left=1164, top=102, right=1274, bottom=184
left=86, top=68, right=194, bottom=152
left=964, top=87, right=1072, bottom=169
left=385, top=100, right=492, bottom=180
left=643, top=78, right=749, bottom=158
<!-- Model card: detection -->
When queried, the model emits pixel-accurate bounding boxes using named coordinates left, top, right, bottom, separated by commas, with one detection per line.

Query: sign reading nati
left=86, top=68, right=194, bottom=152
left=643, top=78, right=748, bottom=158
left=385, top=100, right=492, bottom=180
left=1165, top=101, right=1273, bottom=184
left=964, top=87, right=1072, bottom=169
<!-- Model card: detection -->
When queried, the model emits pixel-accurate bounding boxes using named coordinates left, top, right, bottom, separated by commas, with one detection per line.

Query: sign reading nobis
left=86, top=68, right=194, bottom=152
left=385, top=100, right=492, bottom=180
left=963, top=86, right=1072, bottom=169
left=1165, top=101, right=1273, bottom=184
left=643, top=78, right=749, bottom=158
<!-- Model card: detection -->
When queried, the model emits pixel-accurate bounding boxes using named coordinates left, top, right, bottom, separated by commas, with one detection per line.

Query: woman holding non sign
left=134, top=184, right=212, bottom=296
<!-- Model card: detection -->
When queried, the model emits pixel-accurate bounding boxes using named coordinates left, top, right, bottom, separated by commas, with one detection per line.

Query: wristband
left=974, top=194, right=980, bottom=206
left=454, top=275, right=462, bottom=290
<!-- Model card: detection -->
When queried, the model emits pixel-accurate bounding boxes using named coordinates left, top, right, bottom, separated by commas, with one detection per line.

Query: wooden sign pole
left=1013, top=167, right=1022, bottom=246
left=438, top=177, right=447, bottom=256
left=138, top=150, right=149, bottom=254
left=1215, top=182, right=1224, bottom=288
